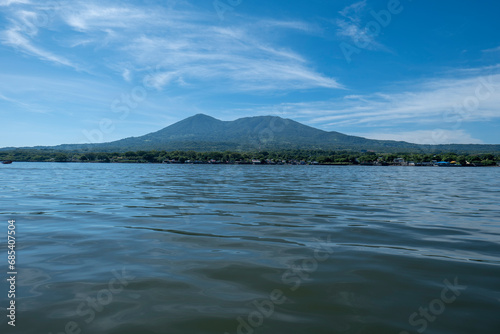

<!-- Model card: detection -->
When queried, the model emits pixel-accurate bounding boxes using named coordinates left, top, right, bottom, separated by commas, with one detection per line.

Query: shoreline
left=2, top=161, right=498, bottom=167
left=2, top=149, right=499, bottom=167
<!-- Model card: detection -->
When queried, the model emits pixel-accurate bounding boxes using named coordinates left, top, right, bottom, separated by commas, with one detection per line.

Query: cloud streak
left=237, top=66, right=500, bottom=143
left=285, top=70, right=500, bottom=127
left=350, top=130, right=483, bottom=145
left=1, top=27, right=75, bottom=68
left=0, top=3, right=80, bottom=69
left=0, top=0, right=30, bottom=6
left=0, top=1, right=341, bottom=92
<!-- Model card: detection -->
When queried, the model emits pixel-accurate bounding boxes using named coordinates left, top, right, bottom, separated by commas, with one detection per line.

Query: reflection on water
left=1, top=163, right=499, bottom=334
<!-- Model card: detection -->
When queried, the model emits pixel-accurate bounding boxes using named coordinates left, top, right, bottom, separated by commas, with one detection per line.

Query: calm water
left=1, top=163, right=499, bottom=334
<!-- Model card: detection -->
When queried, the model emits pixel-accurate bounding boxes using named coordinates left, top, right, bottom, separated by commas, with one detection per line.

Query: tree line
left=1, top=149, right=498, bottom=165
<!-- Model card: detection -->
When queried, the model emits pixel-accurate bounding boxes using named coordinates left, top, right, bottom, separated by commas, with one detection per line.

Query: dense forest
left=1, top=149, right=498, bottom=166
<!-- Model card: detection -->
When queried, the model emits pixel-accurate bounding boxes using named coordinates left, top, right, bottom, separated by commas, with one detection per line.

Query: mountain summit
left=94, top=113, right=395, bottom=151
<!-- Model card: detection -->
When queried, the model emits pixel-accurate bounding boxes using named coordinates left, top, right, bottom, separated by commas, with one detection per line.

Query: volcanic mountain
left=5, top=114, right=500, bottom=153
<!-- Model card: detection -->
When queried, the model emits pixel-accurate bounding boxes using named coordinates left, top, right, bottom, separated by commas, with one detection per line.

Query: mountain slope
left=85, top=114, right=418, bottom=151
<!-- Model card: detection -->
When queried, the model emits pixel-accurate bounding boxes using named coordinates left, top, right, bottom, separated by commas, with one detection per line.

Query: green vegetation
left=1, top=149, right=499, bottom=166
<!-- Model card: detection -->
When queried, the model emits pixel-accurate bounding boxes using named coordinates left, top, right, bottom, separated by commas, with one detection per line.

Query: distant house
left=252, top=159, right=261, bottom=164
left=393, top=158, right=406, bottom=165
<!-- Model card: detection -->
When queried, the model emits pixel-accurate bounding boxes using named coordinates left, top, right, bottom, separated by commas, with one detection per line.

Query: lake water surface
left=1, top=163, right=499, bottom=334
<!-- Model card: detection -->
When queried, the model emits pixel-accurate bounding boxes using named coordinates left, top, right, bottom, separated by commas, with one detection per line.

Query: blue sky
left=1, top=0, right=499, bottom=147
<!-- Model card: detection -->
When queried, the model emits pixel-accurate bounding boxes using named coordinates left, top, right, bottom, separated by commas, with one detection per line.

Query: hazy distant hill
left=3, top=114, right=500, bottom=153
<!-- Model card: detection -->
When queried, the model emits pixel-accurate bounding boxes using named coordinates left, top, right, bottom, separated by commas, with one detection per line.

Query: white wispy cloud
left=0, top=92, right=50, bottom=113
left=483, top=46, right=500, bottom=53
left=256, top=19, right=319, bottom=33
left=0, top=0, right=30, bottom=6
left=123, top=20, right=341, bottom=91
left=122, top=68, right=131, bottom=82
left=237, top=66, right=500, bottom=144
left=0, top=2, right=81, bottom=69
left=350, top=130, right=483, bottom=145
left=0, top=73, right=120, bottom=106
left=1, top=27, right=76, bottom=68
left=339, top=0, right=367, bottom=20
left=1, top=1, right=341, bottom=91
left=0, top=92, right=26, bottom=105
left=62, top=4, right=154, bottom=32
left=336, top=0, right=386, bottom=51
left=286, top=70, right=500, bottom=126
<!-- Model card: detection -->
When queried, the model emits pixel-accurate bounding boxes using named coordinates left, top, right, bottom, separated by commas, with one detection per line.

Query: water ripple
left=1, top=163, right=499, bottom=334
